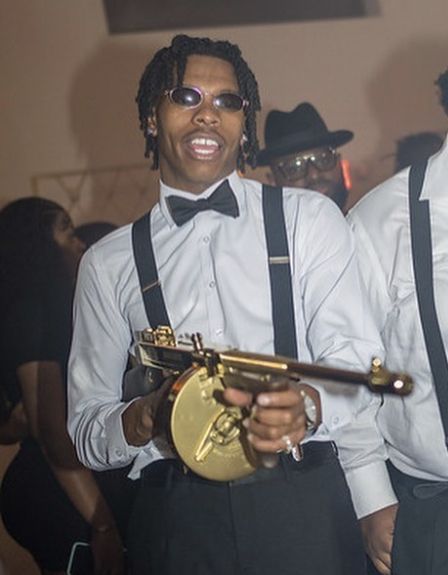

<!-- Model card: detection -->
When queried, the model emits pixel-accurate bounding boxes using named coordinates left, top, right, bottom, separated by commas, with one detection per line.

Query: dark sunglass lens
left=279, top=159, right=307, bottom=181
left=314, top=150, right=337, bottom=171
left=171, top=87, right=201, bottom=107
left=214, top=93, right=244, bottom=111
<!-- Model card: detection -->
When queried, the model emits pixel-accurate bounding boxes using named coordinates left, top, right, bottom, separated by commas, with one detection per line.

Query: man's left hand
left=223, top=381, right=321, bottom=453
left=360, top=503, right=398, bottom=575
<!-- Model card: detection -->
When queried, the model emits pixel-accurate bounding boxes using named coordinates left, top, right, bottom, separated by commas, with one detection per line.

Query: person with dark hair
left=347, top=67, right=448, bottom=575
left=0, top=198, right=125, bottom=575
left=438, top=67, right=448, bottom=113
left=257, top=102, right=353, bottom=211
left=68, top=34, right=388, bottom=575
left=136, top=34, right=260, bottom=172
left=393, top=131, right=443, bottom=173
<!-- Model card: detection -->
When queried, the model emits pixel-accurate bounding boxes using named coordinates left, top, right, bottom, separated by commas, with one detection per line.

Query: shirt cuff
left=104, top=399, right=149, bottom=465
left=345, top=460, right=398, bottom=519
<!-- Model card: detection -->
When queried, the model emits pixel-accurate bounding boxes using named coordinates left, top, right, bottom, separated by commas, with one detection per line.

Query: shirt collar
left=420, top=133, right=448, bottom=201
left=159, top=170, right=246, bottom=227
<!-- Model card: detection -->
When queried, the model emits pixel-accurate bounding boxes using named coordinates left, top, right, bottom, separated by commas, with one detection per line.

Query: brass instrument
left=133, top=326, right=413, bottom=481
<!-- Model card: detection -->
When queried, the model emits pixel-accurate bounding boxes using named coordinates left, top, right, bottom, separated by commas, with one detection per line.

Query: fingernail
left=257, top=395, right=270, bottom=406
left=242, top=418, right=249, bottom=428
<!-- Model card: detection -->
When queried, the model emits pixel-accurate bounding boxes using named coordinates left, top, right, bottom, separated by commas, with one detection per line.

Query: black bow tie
left=166, top=179, right=240, bottom=227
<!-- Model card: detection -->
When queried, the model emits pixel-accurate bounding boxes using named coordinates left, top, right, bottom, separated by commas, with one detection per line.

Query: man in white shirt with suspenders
left=348, top=67, right=448, bottom=575
left=68, top=34, right=391, bottom=575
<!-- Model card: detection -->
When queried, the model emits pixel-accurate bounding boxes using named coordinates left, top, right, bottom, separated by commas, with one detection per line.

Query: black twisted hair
left=136, top=34, right=261, bottom=171
left=395, top=131, right=443, bottom=173
left=435, top=67, right=448, bottom=115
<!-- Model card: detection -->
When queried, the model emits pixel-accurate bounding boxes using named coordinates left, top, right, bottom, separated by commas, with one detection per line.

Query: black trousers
left=127, top=442, right=366, bottom=575
left=367, top=462, right=448, bottom=575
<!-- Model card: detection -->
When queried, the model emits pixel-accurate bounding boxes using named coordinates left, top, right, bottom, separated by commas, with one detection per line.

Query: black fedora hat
left=257, top=102, right=353, bottom=166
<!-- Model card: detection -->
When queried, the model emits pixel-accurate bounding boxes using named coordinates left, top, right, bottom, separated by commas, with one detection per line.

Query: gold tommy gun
left=133, top=326, right=413, bottom=482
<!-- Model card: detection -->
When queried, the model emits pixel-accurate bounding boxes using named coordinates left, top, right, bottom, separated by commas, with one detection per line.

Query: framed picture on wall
left=103, top=0, right=379, bottom=34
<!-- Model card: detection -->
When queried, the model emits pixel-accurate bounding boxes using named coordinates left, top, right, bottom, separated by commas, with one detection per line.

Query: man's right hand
left=360, top=503, right=398, bottom=575
left=121, top=377, right=173, bottom=446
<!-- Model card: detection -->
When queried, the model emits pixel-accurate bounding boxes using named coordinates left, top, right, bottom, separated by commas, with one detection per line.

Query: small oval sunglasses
left=164, top=85, right=248, bottom=113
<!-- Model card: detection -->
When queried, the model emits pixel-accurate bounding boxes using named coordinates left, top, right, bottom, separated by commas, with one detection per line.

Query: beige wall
left=1, top=0, right=447, bottom=219
left=0, top=2, right=447, bottom=572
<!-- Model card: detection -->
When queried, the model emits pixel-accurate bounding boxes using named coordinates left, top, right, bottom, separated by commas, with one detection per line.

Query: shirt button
left=332, top=416, right=339, bottom=425
left=115, top=449, right=123, bottom=457
left=216, top=328, right=223, bottom=336
left=209, top=280, right=216, bottom=288
left=203, top=236, right=210, bottom=244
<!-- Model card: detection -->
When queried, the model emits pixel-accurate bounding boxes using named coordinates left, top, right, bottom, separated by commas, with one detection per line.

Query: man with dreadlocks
left=348, top=67, right=448, bottom=575
left=68, top=34, right=387, bottom=575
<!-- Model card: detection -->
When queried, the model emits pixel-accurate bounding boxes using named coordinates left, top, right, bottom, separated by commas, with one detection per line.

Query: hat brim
left=257, top=129, right=354, bottom=166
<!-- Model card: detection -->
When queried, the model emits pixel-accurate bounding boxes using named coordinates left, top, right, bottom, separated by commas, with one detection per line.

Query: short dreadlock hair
left=136, top=34, right=261, bottom=171
left=435, top=67, right=448, bottom=115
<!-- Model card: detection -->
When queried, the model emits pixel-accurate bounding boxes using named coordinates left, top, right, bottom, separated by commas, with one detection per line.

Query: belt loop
left=330, top=440, right=338, bottom=457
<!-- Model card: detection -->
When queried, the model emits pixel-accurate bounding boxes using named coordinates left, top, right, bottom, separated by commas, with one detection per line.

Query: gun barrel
left=135, top=334, right=413, bottom=396
left=220, top=351, right=413, bottom=395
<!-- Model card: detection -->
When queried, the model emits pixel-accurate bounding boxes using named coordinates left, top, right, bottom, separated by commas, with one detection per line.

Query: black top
left=0, top=285, right=73, bottom=409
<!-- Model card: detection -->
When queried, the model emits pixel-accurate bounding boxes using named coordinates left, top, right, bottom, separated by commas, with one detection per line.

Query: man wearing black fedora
left=258, top=102, right=353, bottom=211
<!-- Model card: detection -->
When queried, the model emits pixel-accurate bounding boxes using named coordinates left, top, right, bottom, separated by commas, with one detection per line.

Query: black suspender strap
left=132, top=186, right=298, bottom=359
left=131, top=211, right=171, bottom=328
left=409, top=160, right=448, bottom=447
left=262, top=184, right=298, bottom=359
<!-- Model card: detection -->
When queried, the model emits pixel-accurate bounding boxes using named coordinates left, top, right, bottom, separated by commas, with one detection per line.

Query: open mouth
left=185, top=136, right=222, bottom=160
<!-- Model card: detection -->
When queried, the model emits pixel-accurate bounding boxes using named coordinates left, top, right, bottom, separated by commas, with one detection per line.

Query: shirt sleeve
left=346, top=209, right=394, bottom=330
left=297, top=196, right=396, bottom=518
left=67, top=246, right=144, bottom=471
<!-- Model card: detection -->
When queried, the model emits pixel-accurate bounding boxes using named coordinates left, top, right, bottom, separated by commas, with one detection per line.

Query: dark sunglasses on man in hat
left=274, top=147, right=340, bottom=183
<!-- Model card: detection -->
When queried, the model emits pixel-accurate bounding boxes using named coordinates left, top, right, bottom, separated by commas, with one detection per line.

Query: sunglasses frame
left=164, top=85, right=248, bottom=113
left=276, top=147, right=340, bottom=182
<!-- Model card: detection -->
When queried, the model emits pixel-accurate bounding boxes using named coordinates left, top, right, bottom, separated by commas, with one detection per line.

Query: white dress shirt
left=68, top=170, right=394, bottom=518
left=347, top=135, right=448, bottom=484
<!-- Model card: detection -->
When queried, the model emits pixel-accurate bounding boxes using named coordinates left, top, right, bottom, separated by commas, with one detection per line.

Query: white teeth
left=191, top=137, right=219, bottom=147
left=195, top=149, right=215, bottom=156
